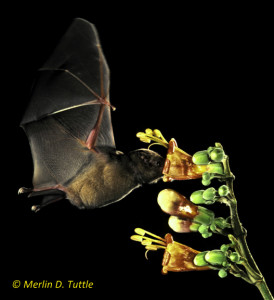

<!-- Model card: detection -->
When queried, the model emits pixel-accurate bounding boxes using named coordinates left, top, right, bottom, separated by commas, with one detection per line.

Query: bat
left=19, top=18, right=164, bottom=212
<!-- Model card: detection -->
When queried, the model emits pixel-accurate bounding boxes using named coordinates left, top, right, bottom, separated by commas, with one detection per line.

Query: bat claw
left=31, top=205, right=41, bottom=212
left=18, top=187, right=32, bottom=195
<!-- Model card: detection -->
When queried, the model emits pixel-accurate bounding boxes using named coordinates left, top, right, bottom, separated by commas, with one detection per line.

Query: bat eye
left=138, top=152, right=148, bottom=162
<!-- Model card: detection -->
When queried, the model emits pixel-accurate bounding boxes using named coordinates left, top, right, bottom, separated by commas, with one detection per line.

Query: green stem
left=222, top=155, right=273, bottom=300
left=229, top=264, right=253, bottom=284
left=256, top=280, right=274, bottom=300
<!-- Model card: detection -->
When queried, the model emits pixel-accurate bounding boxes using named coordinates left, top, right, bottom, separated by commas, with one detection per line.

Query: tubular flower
left=130, top=228, right=210, bottom=274
left=157, top=189, right=215, bottom=233
left=168, top=216, right=197, bottom=233
left=162, top=138, right=208, bottom=182
left=136, top=129, right=224, bottom=182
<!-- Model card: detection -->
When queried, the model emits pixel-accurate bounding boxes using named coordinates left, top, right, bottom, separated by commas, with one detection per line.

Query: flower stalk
left=220, top=154, right=273, bottom=300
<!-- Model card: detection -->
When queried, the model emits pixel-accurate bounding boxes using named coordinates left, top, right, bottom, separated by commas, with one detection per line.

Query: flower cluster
left=131, top=129, right=274, bottom=300
left=132, top=130, right=249, bottom=282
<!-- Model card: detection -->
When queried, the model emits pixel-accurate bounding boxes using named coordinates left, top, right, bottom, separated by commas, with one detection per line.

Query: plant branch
left=222, top=155, right=273, bottom=300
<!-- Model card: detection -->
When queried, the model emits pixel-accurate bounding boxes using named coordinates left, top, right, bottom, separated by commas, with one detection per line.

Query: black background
left=2, top=3, right=273, bottom=299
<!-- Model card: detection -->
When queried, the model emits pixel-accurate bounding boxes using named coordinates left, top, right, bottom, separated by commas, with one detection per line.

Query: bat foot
left=30, top=194, right=65, bottom=212
left=31, top=205, right=41, bottom=212
left=18, top=187, right=32, bottom=195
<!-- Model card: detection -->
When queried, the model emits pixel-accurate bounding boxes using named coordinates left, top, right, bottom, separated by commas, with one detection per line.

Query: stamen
left=134, top=228, right=146, bottom=236
left=145, top=245, right=158, bottom=251
left=140, top=137, right=151, bottom=143
left=145, top=245, right=166, bottom=250
left=136, top=131, right=168, bottom=148
left=153, top=129, right=168, bottom=143
left=130, top=235, right=143, bottom=242
left=134, top=228, right=166, bottom=242
left=140, top=237, right=166, bottom=246
left=145, top=128, right=153, bottom=135
left=136, top=132, right=147, bottom=139
left=141, top=240, right=152, bottom=246
left=146, top=135, right=168, bottom=148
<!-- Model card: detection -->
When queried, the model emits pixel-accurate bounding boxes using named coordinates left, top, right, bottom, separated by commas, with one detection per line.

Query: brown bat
left=19, top=18, right=164, bottom=211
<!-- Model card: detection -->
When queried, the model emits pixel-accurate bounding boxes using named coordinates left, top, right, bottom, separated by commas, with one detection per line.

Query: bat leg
left=18, top=184, right=66, bottom=195
left=19, top=185, right=67, bottom=211
left=31, top=194, right=65, bottom=212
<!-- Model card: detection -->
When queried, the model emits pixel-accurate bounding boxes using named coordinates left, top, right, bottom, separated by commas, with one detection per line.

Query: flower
left=157, top=189, right=215, bottom=232
left=130, top=228, right=210, bottom=274
left=162, top=138, right=208, bottom=182
left=158, top=189, right=198, bottom=218
left=168, top=216, right=198, bottom=233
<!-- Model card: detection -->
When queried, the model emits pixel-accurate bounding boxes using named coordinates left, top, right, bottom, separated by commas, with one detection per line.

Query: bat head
left=128, top=148, right=165, bottom=184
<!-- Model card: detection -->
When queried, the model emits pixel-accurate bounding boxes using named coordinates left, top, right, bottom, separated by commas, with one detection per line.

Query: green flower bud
left=194, top=206, right=215, bottom=226
left=189, top=222, right=200, bottom=232
left=205, top=200, right=215, bottom=205
left=198, top=224, right=209, bottom=234
left=202, top=172, right=211, bottom=181
left=190, top=190, right=205, bottom=204
left=203, top=187, right=217, bottom=201
left=215, top=142, right=223, bottom=149
left=210, top=223, right=216, bottom=232
left=205, top=250, right=226, bottom=266
left=222, top=261, right=229, bottom=267
left=192, top=151, right=210, bottom=165
left=207, top=146, right=215, bottom=154
left=202, top=232, right=212, bottom=238
left=194, top=251, right=209, bottom=267
left=229, top=252, right=241, bottom=263
left=218, top=268, right=228, bottom=278
left=206, top=162, right=224, bottom=175
left=220, top=244, right=230, bottom=252
left=218, top=185, right=229, bottom=196
left=209, top=148, right=224, bottom=162
left=202, top=179, right=211, bottom=186
left=228, top=234, right=237, bottom=244
left=215, top=217, right=230, bottom=229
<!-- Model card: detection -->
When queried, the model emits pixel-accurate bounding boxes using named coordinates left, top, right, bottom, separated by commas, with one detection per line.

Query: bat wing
left=21, top=18, right=116, bottom=191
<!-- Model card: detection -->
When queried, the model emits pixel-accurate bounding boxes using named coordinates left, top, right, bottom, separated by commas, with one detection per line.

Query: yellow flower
left=130, top=228, right=210, bottom=274
left=162, top=138, right=208, bottom=182
left=136, top=129, right=208, bottom=181
left=157, top=189, right=198, bottom=219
